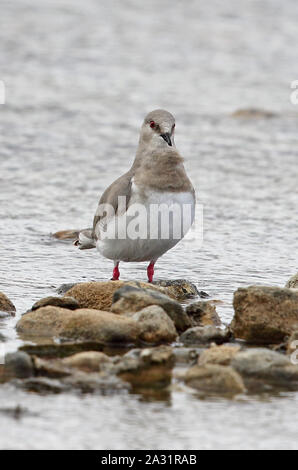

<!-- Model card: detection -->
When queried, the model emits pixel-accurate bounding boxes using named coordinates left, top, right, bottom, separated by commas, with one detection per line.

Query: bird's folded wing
left=92, top=170, right=133, bottom=239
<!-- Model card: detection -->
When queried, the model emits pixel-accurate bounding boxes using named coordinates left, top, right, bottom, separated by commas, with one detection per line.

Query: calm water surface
left=0, top=0, right=297, bottom=450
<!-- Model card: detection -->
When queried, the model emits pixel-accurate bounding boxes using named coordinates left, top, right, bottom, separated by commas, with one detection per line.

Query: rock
left=153, top=279, right=198, bottom=300
left=115, top=346, right=174, bottom=389
left=31, top=296, right=80, bottom=311
left=33, top=357, right=72, bottom=378
left=19, top=341, right=105, bottom=358
left=0, top=292, right=16, bottom=316
left=4, top=352, right=34, bottom=379
left=231, top=286, right=298, bottom=344
left=186, top=301, right=221, bottom=327
left=56, top=283, right=77, bottom=295
left=19, top=377, right=68, bottom=394
left=61, top=351, right=112, bottom=372
left=132, top=305, right=177, bottom=344
left=198, top=344, right=241, bottom=366
left=111, top=285, right=191, bottom=332
left=183, top=364, right=245, bottom=395
left=285, top=273, right=298, bottom=289
left=16, top=306, right=140, bottom=344
left=231, top=108, right=276, bottom=119
left=173, top=348, right=200, bottom=364
left=287, top=331, right=298, bottom=356
left=180, top=326, right=231, bottom=345
left=52, top=229, right=81, bottom=240
left=231, top=348, right=298, bottom=386
left=64, top=281, right=169, bottom=312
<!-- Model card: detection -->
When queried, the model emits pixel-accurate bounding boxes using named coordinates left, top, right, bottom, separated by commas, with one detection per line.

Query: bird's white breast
left=96, top=182, right=195, bottom=262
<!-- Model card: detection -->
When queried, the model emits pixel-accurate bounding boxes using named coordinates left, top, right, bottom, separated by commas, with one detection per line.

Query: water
left=0, top=0, right=298, bottom=450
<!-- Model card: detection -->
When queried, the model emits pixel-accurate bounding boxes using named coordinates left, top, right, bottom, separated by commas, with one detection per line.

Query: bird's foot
left=111, top=263, right=120, bottom=281
left=147, top=261, right=155, bottom=283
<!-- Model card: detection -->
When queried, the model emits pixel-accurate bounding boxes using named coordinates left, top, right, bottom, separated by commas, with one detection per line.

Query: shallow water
left=0, top=0, right=298, bottom=450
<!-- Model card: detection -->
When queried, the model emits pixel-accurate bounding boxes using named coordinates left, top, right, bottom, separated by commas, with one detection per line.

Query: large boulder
left=111, top=285, right=191, bottom=332
left=64, top=281, right=174, bottom=311
left=231, top=286, right=298, bottom=344
left=180, top=326, right=231, bottom=345
left=183, top=364, right=245, bottom=395
left=186, top=301, right=221, bottom=327
left=0, top=292, right=16, bottom=316
left=16, top=306, right=140, bottom=344
left=132, top=305, right=177, bottom=344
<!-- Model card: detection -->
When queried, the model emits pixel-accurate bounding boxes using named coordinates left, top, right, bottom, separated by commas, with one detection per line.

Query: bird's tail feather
left=74, top=228, right=96, bottom=250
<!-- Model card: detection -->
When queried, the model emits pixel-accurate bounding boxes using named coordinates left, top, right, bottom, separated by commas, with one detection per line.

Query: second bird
left=75, top=109, right=195, bottom=283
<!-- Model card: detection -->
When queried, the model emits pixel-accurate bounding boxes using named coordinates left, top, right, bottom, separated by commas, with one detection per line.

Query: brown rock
left=61, top=351, right=112, bottom=372
left=132, top=305, right=177, bottom=344
left=0, top=292, right=16, bottom=315
left=186, top=301, right=221, bottom=327
left=231, top=108, right=276, bottom=119
left=184, top=364, right=245, bottom=395
left=180, top=326, right=231, bottom=345
left=198, top=344, right=241, bottom=366
left=231, top=286, right=298, bottom=344
left=64, top=281, right=169, bottom=312
left=31, top=296, right=80, bottom=311
left=16, top=306, right=140, bottom=344
left=111, top=285, right=191, bottom=332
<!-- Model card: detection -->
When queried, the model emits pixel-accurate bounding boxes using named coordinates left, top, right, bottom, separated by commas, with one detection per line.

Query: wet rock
left=64, top=281, right=168, bottom=312
left=186, top=301, right=221, bottom=327
left=111, top=285, right=191, bottom=332
left=173, top=347, right=200, bottom=364
left=52, top=229, right=81, bottom=240
left=16, top=306, right=140, bottom=345
left=198, top=344, right=241, bottom=366
left=31, top=296, right=80, bottom=311
left=231, top=348, right=298, bottom=386
left=61, top=351, right=112, bottom=372
left=33, top=357, right=72, bottom=378
left=183, top=364, right=245, bottom=395
left=0, top=292, right=16, bottom=316
left=19, top=341, right=106, bottom=359
left=287, top=331, right=298, bottom=356
left=63, top=371, right=130, bottom=393
left=180, top=326, right=231, bottom=345
left=153, top=279, right=198, bottom=300
left=132, top=305, right=177, bottom=344
left=285, top=273, right=298, bottom=289
left=231, top=286, right=298, bottom=344
left=114, top=346, right=174, bottom=389
left=19, top=377, right=68, bottom=394
left=4, top=352, right=34, bottom=379
left=56, top=283, right=77, bottom=295
left=231, top=108, right=276, bottom=119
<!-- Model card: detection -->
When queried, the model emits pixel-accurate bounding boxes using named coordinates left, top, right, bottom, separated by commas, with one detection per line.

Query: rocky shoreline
left=1, top=275, right=298, bottom=398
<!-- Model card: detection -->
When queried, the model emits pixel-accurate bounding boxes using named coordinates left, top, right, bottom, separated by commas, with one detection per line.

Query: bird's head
left=139, top=109, right=176, bottom=149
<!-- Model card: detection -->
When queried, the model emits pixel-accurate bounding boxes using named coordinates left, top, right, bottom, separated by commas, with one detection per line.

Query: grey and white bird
left=75, top=109, right=195, bottom=282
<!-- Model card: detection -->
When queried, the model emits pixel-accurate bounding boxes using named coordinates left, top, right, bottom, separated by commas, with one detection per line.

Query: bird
left=74, top=109, right=195, bottom=283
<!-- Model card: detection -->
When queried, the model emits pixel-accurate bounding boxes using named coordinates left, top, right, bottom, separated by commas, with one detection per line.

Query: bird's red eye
left=150, top=121, right=155, bottom=129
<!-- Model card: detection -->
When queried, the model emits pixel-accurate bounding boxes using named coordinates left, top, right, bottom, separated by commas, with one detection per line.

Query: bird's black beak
left=160, top=133, right=172, bottom=146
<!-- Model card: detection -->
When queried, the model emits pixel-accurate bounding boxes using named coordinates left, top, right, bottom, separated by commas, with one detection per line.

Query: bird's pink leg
left=111, top=261, right=120, bottom=281
left=147, top=261, right=155, bottom=283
